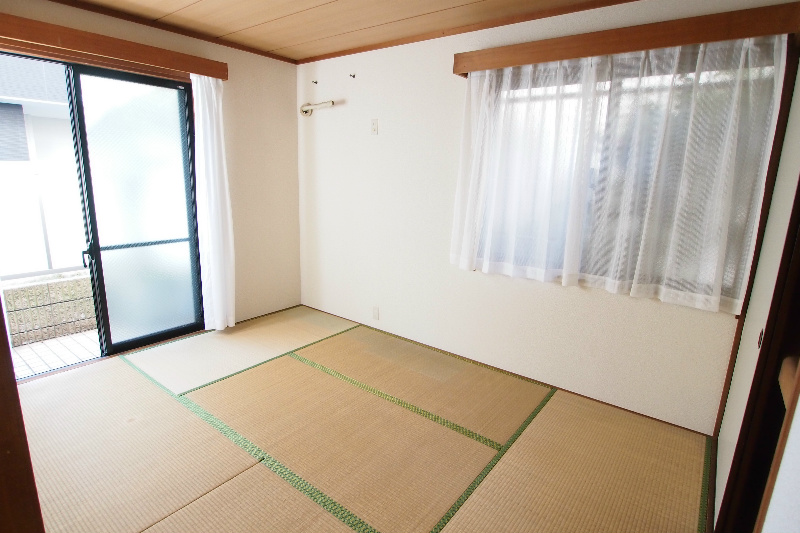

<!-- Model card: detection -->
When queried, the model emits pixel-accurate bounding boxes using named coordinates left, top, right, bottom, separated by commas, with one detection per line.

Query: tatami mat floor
left=17, top=306, right=711, bottom=533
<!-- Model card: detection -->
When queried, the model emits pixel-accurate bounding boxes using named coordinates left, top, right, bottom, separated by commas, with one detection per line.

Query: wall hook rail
left=300, top=100, right=334, bottom=116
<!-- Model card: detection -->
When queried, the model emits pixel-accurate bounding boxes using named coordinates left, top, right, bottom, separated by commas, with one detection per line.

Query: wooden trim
left=715, top=322, right=745, bottom=436
left=15, top=354, right=107, bottom=385
left=713, top=37, right=800, bottom=438
left=0, top=304, right=46, bottom=532
left=0, top=13, right=228, bottom=80
left=296, top=0, right=638, bottom=64
left=0, top=37, right=189, bottom=82
left=754, top=349, right=800, bottom=532
left=717, top=179, right=800, bottom=532
left=453, top=3, right=800, bottom=75
left=45, top=0, right=297, bottom=66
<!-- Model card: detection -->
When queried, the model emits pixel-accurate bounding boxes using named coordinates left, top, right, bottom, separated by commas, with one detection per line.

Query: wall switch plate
left=373, top=306, right=380, bottom=320
left=371, top=119, right=379, bottom=135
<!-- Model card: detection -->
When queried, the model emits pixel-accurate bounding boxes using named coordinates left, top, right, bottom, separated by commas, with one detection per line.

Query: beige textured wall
left=297, top=0, right=796, bottom=434
left=0, top=0, right=301, bottom=321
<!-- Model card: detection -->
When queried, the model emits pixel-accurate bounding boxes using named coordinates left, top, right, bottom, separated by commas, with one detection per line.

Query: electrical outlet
left=371, top=119, right=379, bottom=135
left=373, top=306, right=380, bottom=320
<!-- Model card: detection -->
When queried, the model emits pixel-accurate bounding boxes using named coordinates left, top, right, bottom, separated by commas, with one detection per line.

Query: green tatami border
left=698, top=436, right=712, bottom=533
left=429, top=387, right=557, bottom=533
left=177, top=324, right=361, bottom=396
left=178, top=353, right=290, bottom=396
left=289, top=351, right=503, bottom=451
left=119, top=354, right=381, bottom=533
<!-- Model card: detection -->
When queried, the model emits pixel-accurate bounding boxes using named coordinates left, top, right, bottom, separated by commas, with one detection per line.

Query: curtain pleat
left=451, top=36, right=786, bottom=314
left=191, top=74, right=236, bottom=330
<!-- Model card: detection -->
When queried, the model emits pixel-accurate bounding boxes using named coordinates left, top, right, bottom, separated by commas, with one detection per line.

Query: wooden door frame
left=755, top=343, right=800, bottom=531
left=715, top=96, right=800, bottom=533
left=0, top=300, right=46, bottom=532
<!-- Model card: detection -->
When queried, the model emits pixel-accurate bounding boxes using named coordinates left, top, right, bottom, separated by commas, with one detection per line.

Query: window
left=451, top=36, right=786, bottom=314
left=0, top=55, right=87, bottom=279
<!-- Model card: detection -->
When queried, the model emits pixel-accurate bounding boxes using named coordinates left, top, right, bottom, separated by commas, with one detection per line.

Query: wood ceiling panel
left=49, top=0, right=640, bottom=63
left=223, top=0, right=477, bottom=53
left=158, top=0, right=335, bottom=38
left=272, top=0, right=614, bottom=60
left=78, top=0, right=197, bottom=20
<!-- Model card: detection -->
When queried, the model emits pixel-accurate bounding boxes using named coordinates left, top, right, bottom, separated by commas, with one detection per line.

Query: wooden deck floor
left=11, top=330, right=100, bottom=380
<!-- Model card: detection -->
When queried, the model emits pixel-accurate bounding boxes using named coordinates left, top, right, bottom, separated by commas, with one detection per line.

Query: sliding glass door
left=69, top=66, right=203, bottom=355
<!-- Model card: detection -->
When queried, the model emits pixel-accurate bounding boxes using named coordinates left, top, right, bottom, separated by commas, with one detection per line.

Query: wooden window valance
left=453, top=2, right=800, bottom=77
left=0, top=13, right=227, bottom=82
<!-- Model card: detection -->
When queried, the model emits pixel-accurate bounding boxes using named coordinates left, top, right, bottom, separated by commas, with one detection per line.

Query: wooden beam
left=0, top=37, right=189, bottom=82
left=0, top=13, right=228, bottom=80
left=454, top=2, right=800, bottom=76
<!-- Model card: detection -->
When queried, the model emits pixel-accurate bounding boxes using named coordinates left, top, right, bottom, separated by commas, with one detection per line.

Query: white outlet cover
left=371, top=119, right=378, bottom=135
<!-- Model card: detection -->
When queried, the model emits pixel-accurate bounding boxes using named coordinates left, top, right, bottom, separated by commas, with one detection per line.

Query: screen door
left=69, top=66, right=203, bottom=355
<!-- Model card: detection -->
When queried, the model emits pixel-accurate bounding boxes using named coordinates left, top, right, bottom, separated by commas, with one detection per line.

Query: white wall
left=298, top=0, right=796, bottom=435
left=0, top=0, right=301, bottom=321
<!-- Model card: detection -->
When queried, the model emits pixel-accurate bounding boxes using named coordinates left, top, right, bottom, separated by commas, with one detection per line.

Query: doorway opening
left=1, top=52, right=205, bottom=380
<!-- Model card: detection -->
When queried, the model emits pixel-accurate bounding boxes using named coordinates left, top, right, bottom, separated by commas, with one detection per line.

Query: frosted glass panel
left=80, top=75, right=190, bottom=247
left=76, top=70, right=201, bottom=351
left=101, top=242, right=196, bottom=344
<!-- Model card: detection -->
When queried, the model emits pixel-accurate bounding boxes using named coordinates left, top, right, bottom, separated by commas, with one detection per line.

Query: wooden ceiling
left=48, top=0, right=637, bottom=64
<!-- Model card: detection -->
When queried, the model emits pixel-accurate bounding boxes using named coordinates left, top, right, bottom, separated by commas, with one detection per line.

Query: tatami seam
left=177, top=324, right=361, bottom=395
left=288, top=351, right=503, bottom=450
left=119, top=354, right=381, bottom=533
left=139, top=462, right=262, bottom=532
left=429, top=387, right=558, bottom=533
left=115, top=312, right=709, bottom=533
left=361, top=325, right=550, bottom=387
left=234, top=304, right=303, bottom=325
left=178, top=353, right=290, bottom=396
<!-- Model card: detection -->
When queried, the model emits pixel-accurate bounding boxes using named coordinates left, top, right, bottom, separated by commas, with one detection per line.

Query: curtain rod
left=0, top=13, right=228, bottom=81
left=453, top=2, right=800, bottom=77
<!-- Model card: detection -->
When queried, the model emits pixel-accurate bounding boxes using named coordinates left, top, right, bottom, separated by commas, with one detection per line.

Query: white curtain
left=191, top=74, right=236, bottom=329
left=451, top=36, right=786, bottom=314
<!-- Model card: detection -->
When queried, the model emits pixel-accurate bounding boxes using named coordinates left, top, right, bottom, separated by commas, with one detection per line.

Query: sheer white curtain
left=191, top=74, right=236, bottom=329
left=451, top=36, right=786, bottom=314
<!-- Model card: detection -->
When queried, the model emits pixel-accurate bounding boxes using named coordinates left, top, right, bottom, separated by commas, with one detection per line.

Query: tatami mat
left=125, top=306, right=356, bottom=394
left=298, top=326, right=551, bottom=445
left=187, top=356, right=498, bottom=533
left=18, top=358, right=258, bottom=533
left=144, top=463, right=355, bottom=533
left=441, top=391, right=708, bottom=533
